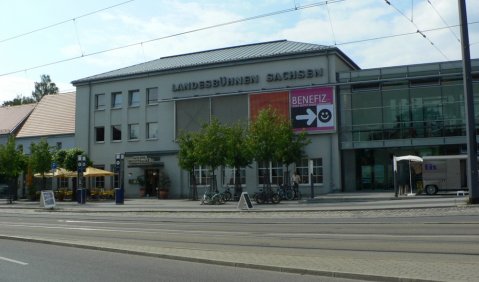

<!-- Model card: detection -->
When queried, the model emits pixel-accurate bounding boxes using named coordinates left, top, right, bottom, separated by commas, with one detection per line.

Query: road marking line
left=0, top=256, right=28, bottom=266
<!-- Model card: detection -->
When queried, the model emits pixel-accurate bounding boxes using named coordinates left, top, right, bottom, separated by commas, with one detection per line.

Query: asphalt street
left=1, top=192, right=478, bottom=282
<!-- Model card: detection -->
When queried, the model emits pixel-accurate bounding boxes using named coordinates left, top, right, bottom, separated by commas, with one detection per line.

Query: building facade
left=339, top=60, right=479, bottom=191
left=72, top=39, right=479, bottom=197
left=72, top=40, right=358, bottom=198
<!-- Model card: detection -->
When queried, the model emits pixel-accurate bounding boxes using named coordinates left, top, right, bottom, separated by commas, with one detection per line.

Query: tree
left=2, top=94, right=36, bottom=106
left=195, top=118, right=228, bottom=192
left=224, top=121, right=253, bottom=199
left=248, top=106, right=310, bottom=188
left=178, top=131, right=199, bottom=200
left=0, top=136, right=27, bottom=202
left=29, top=139, right=53, bottom=190
left=276, top=121, right=310, bottom=185
left=32, top=74, right=59, bottom=102
left=63, top=148, right=91, bottom=172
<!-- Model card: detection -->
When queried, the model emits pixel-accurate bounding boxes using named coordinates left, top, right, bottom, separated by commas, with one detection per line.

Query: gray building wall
left=75, top=52, right=352, bottom=198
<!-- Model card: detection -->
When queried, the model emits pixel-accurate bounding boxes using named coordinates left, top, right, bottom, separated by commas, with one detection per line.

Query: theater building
left=72, top=40, right=358, bottom=198
left=72, top=39, right=479, bottom=197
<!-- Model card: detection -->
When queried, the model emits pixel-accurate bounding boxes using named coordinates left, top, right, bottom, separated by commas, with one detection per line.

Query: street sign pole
left=458, top=0, right=479, bottom=204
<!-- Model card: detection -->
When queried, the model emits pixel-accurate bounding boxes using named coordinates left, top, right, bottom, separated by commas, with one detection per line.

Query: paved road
left=1, top=193, right=478, bottom=281
left=0, top=239, right=365, bottom=282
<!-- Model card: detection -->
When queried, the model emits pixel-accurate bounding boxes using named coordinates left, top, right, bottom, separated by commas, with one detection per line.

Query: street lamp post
left=115, top=153, right=125, bottom=205
left=77, top=155, right=86, bottom=204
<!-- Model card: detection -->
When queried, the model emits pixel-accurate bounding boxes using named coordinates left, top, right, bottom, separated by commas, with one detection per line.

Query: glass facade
left=339, top=60, right=479, bottom=191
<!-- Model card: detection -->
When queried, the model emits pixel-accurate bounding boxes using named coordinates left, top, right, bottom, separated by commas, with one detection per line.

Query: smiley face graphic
left=318, top=109, right=332, bottom=123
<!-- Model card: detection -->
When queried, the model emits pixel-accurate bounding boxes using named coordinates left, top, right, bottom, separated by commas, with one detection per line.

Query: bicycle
left=201, top=186, right=225, bottom=205
left=222, top=186, right=232, bottom=202
left=253, top=186, right=281, bottom=204
left=277, top=184, right=294, bottom=201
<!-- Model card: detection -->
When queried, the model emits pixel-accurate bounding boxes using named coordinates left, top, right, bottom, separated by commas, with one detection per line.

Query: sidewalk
left=0, top=192, right=471, bottom=213
left=1, top=192, right=478, bottom=282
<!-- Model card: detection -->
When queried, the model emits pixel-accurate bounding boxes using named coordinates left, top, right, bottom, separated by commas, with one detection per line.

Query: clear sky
left=0, top=0, right=478, bottom=104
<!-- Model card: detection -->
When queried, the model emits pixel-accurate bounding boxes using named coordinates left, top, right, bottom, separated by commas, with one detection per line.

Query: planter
left=159, top=189, right=168, bottom=199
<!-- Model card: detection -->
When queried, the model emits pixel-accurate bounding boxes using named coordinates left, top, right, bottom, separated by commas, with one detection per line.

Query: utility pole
left=458, top=0, right=479, bottom=204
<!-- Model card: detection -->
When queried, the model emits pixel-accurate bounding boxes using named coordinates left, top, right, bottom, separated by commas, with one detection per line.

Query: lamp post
left=77, top=155, right=86, bottom=204
left=115, top=153, right=125, bottom=204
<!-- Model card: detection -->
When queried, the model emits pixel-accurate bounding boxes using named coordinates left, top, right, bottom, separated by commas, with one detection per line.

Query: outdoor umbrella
left=83, top=167, right=115, bottom=177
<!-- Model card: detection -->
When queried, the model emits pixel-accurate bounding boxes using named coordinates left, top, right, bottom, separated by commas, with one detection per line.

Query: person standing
left=292, top=171, right=301, bottom=199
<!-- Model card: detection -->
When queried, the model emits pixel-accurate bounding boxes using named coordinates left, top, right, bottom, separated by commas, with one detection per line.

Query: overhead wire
left=426, top=0, right=461, bottom=43
left=0, top=0, right=135, bottom=44
left=0, top=0, right=346, bottom=77
left=384, top=0, right=450, bottom=60
left=1, top=0, right=477, bottom=77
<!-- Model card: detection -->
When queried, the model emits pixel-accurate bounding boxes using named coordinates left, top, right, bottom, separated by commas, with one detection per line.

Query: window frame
left=111, top=125, right=122, bottom=141
left=258, top=161, right=284, bottom=185
left=193, top=165, right=211, bottom=186
left=222, top=166, right=246, bottom=187
left=95, top=93, right=106, bottom=110
left=146, top=122, right=158, bottom=139
left=147, top=87, right=158, bottom=105
left=128, top=123, right=140, bottom=140
left=111, top=92, right=123, bottom=109
left=95, top=126, right=105, bottom=143
left=128, top=90, right=140, bottom=107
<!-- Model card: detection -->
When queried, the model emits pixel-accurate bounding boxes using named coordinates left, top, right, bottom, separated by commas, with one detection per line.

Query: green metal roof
left=72, top=40, right=358, bottom=85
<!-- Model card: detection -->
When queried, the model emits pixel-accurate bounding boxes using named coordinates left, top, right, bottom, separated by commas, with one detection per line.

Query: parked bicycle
left=201, top=186, right=225, bottom=205
left=222, top=186, right=232, bottom=202
left=277, top=184, right=294, bottom=201
left=253, top=186, right=281, bottom=204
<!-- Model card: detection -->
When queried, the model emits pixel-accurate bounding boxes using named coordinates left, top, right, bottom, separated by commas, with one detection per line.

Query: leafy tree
left=29, top=139, right=53, bottom=190
left=195, top=118, right=228, bottom=192
left=276, top=121, right=310, bottom=185
left=2, top=94, right=36, bottom=106
left=0, top=136, right=27, bottom=201
left=224, top=121, right=253, bottom=198
left=63, top=148, right=91, bottom=172
left=248, top=106, right=310, bottom=187
left=53, top=149, right=68, bottom=168
left=32, top=74, right=59, bottom=102
left=178, top=131, right=199, bottom=200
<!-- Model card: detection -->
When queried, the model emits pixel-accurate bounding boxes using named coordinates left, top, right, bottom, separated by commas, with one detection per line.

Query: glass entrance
left=145, top=169, right=159, bottom=197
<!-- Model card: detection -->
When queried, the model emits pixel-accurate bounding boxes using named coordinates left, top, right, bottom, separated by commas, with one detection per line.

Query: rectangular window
left=112, top=92, right=122, bottom=108
left=95, top=127, right=105, bottom=142
left=222, top=166, right=246, bottom=187
left=258, top=161, right=283, bottom=185
left=58, top=177, right=68, bottom=189
left=95, top=94, right=105, bottom=110
left=311, top=158, right=323, bottom=184
left=194, top=165, right=211, bottom=186
left=147, top=122, right=158, bottom=139
left=112, top=125, right=122, bottom=141
left=128, top=123, right=139, bottom=140
left=94, top=165, right=105, bottom=188
left=129, top=90, right=140, bottom=107
left=295, top=158, right=309, bottom=184
left=147, top=87, right=158, bottom=105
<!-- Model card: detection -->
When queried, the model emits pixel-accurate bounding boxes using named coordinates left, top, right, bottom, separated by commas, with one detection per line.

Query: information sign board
left=237, top=192, right=253, bottom=210
left=40, top=190, right=56, bottom=209
left=290, top=86, right=335, bottom=132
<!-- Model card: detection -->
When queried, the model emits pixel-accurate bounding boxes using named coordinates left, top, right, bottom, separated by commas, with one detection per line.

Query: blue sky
left=0, top=0, right=478, bottom=104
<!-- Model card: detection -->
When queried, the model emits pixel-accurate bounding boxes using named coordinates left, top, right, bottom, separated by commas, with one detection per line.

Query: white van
left=422, top=155, right=468, bottom=195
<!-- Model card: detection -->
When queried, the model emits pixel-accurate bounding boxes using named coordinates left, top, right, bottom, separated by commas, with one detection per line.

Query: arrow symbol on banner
left=295, top=108, right=316, bottom=125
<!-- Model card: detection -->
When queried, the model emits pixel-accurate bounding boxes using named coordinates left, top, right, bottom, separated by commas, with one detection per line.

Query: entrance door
left=145, top=169, right=159, bottom=197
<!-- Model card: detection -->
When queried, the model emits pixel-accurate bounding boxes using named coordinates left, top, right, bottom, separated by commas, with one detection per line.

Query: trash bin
left=115, top=188, right=124, bottom=205
left=76, top=189, right=86, bottom=204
